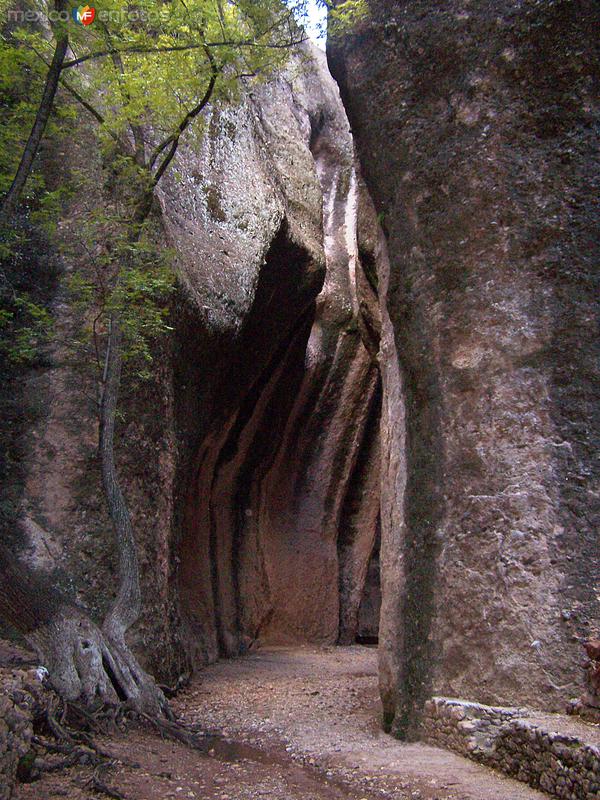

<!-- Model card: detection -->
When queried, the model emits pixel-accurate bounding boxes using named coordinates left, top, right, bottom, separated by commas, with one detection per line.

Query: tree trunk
left=0, top=289, right=168, bottom=715
left=90, top=312, right=170, bottom=714
left=0, top=1, right=69, bottom=221
left=99, top=316, right=141, bottom=644
left=5, top=229, right=168, bottom=714
left=0, top=546, right=168, bottom=714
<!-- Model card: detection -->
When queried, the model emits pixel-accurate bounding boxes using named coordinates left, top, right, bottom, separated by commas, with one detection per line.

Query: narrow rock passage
left=170, top=647, right=546, bottom=800
left=15, top=646, right=548, bottom=799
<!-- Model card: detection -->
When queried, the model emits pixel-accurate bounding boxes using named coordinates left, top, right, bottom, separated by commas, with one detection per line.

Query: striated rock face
left=4, top=45, right=381, bottom=677
left=164, top=46, right=381, bottom=663
left=329, top=0, right=600, bottom=735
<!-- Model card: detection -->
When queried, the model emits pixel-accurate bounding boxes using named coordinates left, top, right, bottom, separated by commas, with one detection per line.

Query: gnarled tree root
left=19, top=655, right=211, bottom=787
left=27, top=605, right=170, bottom=718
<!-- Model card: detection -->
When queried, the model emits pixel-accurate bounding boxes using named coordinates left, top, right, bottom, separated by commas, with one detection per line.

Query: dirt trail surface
left=14, top=646, right=546, bottom=799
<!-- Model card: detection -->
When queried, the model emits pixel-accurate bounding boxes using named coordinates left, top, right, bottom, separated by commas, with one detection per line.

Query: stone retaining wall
left=0, top=670, right=40, bottom=799
left=422, top=697, right=600, bottom=799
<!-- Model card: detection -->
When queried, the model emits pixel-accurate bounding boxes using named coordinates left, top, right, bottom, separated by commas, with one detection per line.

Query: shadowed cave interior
left=174, top=221, right=382, bottom=664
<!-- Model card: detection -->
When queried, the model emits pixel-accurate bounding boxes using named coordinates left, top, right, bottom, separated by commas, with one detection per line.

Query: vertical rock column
left=329, top=0, right=600, bottom=736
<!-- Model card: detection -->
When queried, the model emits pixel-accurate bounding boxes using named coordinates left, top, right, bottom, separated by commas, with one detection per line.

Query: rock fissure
left=167, top=45, right=384, bottom=666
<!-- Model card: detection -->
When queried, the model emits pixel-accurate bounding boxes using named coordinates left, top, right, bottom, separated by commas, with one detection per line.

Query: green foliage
left=67, top=216, right=176, bottom=380
left=0, top=222, right=23, bottom=260
left=30, top=185, right=74, bottom=234
left=66, top=270, right=95, bottom=311
left=0, top=292, right=53, bottom=365
left=13, top=0, right=304, bottom=163
left=0, top=8, right=76, bottom=209
left=2, top=0, right=309, bottom=389
left=330, top=0, right=368, bottom=30
left=314, top=0, right=368, bottom=39
left=0, top=33, right=46, bottom=198
left=113, top=260, right=175, bottom=377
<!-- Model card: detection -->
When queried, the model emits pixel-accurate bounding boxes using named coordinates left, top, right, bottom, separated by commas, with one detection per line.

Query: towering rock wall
left=3, top=45, right=381, bottom=678
left=329, top=0, right=600, bottom=736
left=165, top=46, right=381, bottom=664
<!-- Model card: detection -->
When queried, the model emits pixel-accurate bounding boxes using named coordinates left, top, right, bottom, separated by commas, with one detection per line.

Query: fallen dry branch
left=86, top=765, right=128, bottom=800
left=134, top=710, right=210, bottom=750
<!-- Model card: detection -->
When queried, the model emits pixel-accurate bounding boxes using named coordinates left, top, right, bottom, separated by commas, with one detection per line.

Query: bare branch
left=30, top=46, right=109, bottom=128
left=59, top=77, right=107, bottom=126
left=149, top=48, right=219, bottom=185
left=61, top=34, right=306, bottom=71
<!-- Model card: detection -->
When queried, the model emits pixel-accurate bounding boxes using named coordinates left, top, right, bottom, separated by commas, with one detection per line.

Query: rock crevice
left=171, top=46, right=382, bottom=662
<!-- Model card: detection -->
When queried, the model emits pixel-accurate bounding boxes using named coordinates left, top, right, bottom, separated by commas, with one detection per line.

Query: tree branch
left=0, top=0, right=69, bottom=220
left=33, top=52, right=141, bottom=162
left=61, top=35, right=307, bottom=70
left=59, top=77, right=107, bottom=127
left=149, top=49, right=219, bottom=186
left=29, top=47, right=109, bottom=129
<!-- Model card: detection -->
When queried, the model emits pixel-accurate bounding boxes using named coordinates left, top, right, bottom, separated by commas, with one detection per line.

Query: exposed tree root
left=17, top=688, right=125, bottom=789
left=133, top=710, right=210, bottom=749
left=17, top=676, right=213, bottom=797
left=157, top=672, right=191, bottom=698
left=86, top=765, right=128, bottom=800
left=27, top=607, right=171, bottom=717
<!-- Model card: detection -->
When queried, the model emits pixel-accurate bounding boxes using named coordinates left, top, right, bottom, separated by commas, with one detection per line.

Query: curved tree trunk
left=0, top=303, right=168, bottom=714
left=29, top=605, right=167, bottom=713
left=0, top=1, right=69, bottom=221
left=90, top=313, right=169, bottom=715
left=0, top=546, right=168, bottom=714
left=0, top=302, right=167, bottom=714
left=99, top=316, right=141, bottom=643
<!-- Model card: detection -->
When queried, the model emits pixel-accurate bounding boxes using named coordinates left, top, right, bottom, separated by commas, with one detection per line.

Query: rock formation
left=2, top=45, right=381, bottom=682
left=328, top=0, right=600, bottom=736
left=165, top=45, right=381, bottom=663
left=582, top=640, right=600, bottom=716
left=569, top=638, right=600, bottom=723
left=3, top=0, right=599, bottom=761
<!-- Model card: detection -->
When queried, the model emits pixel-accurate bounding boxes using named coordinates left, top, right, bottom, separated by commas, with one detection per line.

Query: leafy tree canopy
left=0, top=0, right=309, bottom=364
left=0, top=0, right=368, bottom=369
left=14, top=0, right=307, bottom=168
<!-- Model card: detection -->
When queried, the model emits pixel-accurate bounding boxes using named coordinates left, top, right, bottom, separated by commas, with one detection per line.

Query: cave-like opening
left=173, top=49, right=384, bottom=668
left=175, top=220, right=383, bottom=660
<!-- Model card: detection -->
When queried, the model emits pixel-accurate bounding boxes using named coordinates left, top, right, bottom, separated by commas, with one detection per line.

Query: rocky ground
left=12, top=645, right=548, bottom=800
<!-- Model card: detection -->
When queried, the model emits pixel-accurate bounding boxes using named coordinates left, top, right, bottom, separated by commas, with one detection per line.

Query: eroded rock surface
left=328, top=0, right=600, bottom=735
left=165, top=45, right=381, bottom=663
left=3, top=45, right=381, bottom=678
left=0, top=668, right=44, bottom=800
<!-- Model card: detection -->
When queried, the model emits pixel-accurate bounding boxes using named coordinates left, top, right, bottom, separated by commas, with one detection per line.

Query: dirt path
left=15, top=645, right=547, bottom=800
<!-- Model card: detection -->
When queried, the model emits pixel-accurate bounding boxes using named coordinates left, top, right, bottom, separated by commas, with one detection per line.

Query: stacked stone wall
left=423, top=697, right=600, bottom=799
left=0, top=670, right=39, bottom=799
